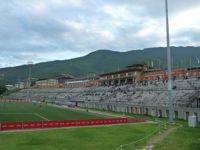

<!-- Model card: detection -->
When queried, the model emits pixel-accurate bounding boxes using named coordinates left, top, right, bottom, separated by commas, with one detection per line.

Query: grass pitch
left=0, top=123, right=158, bottom=150
left=154, top=121, right=200, bottom=150
left=0, top=102, right=107, bottom=122
left=1, top=103, right=199, bottom=150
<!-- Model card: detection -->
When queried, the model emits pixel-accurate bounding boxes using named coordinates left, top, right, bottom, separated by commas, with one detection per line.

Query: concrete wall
left=78, top=102, right=200, bottom=122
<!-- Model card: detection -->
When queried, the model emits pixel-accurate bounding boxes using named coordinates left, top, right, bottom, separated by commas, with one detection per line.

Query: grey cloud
left=171, top=28, right=200, bottom=46
left=0, top=0, right=199, bottom=67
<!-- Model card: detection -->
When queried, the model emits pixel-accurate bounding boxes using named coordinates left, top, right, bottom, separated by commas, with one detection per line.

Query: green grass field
left=81, top=109, right=200, bottom=150
left=0, top=102, right=107, bottom=122
left=1, top=103, right=200, bottom=150
left=0, top=123, right=158, bottom=150
left=154, top=121, right=200, bottom=150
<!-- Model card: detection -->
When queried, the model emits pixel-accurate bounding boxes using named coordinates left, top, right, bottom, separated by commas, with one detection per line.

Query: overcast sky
left=0, top=0, right=200, bottom=68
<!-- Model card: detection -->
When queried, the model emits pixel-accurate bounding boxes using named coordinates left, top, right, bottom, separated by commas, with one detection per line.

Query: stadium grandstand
left=6, top=64, right=200, bottom=122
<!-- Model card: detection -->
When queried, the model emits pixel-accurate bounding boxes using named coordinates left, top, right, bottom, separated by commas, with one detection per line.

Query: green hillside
left=0, top=46, right=200, bottom=84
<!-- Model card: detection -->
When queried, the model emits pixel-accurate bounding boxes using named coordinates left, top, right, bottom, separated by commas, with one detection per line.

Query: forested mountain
left=0, top=46, right=200, bottom=84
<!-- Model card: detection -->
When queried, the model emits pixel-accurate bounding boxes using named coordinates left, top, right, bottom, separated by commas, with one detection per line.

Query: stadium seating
left=6, top=77, right=200, bottom=108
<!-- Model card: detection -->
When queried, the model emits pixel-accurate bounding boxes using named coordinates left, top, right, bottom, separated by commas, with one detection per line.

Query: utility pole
left=158, top=59, right=161, bottom=70
left=189, top=57, right=192, bottom=76
left=165, top=0, right=174, bottom=123
left=26, top=62, right=33, bottom=101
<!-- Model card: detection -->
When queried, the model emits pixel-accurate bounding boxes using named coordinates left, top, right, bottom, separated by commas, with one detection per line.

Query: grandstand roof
left=99, top=68, right=143, bottom=76
left=144, top=69, right=163, bottom=73
left=55, top=74, right=74, bottom=79
left=126, top=64, right=148, bottom=68
left=187, top=66, right=200, bottom=70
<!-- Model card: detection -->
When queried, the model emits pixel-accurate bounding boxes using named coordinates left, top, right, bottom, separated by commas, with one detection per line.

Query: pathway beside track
left=136, top=124, right=179, bottom=150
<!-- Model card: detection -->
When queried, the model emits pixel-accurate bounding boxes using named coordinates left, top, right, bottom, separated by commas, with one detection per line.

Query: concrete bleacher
left=5, top=77, right=200, bottom=121
left=6, top=77, right=200, bottom=110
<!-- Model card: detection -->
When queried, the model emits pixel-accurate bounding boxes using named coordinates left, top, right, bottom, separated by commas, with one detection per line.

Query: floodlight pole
left=27, top=62, right=32, bottom=101
left=165, top=0, right=174, bottom=123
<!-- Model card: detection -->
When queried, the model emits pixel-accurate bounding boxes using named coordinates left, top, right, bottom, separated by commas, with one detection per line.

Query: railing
left=115, top=128, right=159, bottom=150
left=186, top=90, right=200, bottom=107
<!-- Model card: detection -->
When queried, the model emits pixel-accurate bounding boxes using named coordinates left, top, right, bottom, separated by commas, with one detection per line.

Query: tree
left=0, top=84, right=7, bottom=95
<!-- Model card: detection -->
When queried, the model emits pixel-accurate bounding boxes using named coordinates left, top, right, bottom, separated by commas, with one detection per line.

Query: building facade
left=64, top=77, right=100, bottom=88
left=100, top=65, right=200, bottom=86
left=35, top=79, right=59, bottom=88
left=56, top=74, right=74, bottom=88
left=99, top=64, right=148, bottom=86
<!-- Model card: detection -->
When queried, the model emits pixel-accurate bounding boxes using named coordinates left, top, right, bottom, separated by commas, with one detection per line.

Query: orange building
left=171, top=69, right=187, bottom=78
left=56, top=74, right=74, bottom=87
left=99, top=64, right=200, bottom=85
left=99, top=64, right=148, bottom=85
left=64, top=77, right=100, bottom=88
left=142, top=68, right=188, bottom=81
left=142, top=70, right=167, bottom=81
left=187, top=67, right=200, bottom=77
left=35, top=79, right=59, bottom=88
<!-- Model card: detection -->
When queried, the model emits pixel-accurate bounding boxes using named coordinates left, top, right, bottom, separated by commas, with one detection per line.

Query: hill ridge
left=0, top=46, right=200, bottom=84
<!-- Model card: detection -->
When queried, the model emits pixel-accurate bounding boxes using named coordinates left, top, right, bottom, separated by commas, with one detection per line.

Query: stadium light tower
left=165, top=0, right=174, bottom=123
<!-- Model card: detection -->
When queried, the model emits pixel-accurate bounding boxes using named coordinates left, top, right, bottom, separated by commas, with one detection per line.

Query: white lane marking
left=34, top=113, right=49, bottom=121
